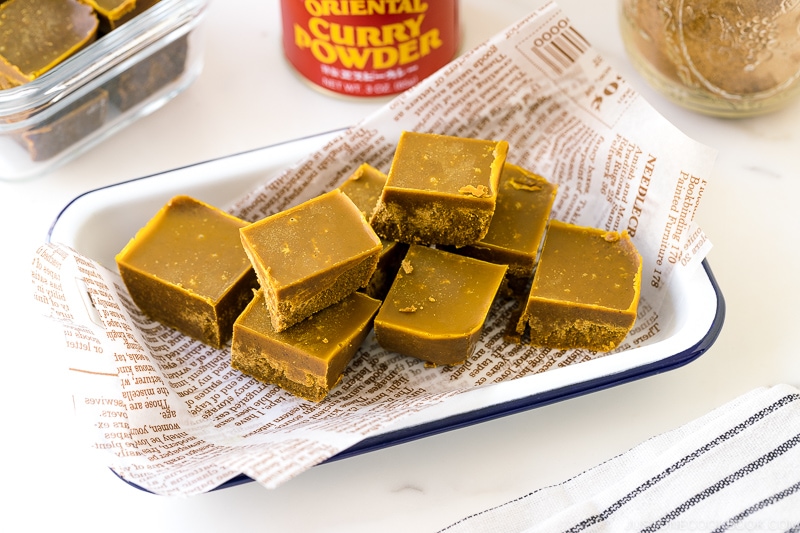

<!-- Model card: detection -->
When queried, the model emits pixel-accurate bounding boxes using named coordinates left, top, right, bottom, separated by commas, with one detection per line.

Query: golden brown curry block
left=107, top=33, right=188, bottom=112
left=369, top=131, right=509, bottom=247
left=516, top=220, right=642, bottom=351
left=374, top=245, right=507, bottom=366
left=240, top=189, right=382, bottom=332
left=116, top=195, right=258, bottom=349
left=337, top=162, right=386, bottom=219
left=450, top=164, right=557, bottom=295
left=338, top=163, right=409, bottom=300
left=80, top=0, right=161, bottom=34
left=232, top=289, right=381, bottom=402
left=15, top=88, right=108, bottom=161
left=0, top=0, right=98, bottom=88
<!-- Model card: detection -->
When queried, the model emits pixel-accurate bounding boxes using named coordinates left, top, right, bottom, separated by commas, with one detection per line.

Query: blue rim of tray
left=46, top=130, right=725, bottom=495
left=110, top=265, right=725, bottom=495
left=222, top=259, right=723, bottom=492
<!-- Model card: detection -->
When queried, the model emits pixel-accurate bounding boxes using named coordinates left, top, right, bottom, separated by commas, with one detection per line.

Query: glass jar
left=619, top=0, right=800, bottom=117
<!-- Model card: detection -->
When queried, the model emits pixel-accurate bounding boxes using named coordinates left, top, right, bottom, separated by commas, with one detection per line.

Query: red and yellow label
left=281, top=0, right=459, bottom=97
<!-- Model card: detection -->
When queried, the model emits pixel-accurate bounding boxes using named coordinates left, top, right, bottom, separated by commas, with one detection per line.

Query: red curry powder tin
left=280, top=0, right=459, bottom=97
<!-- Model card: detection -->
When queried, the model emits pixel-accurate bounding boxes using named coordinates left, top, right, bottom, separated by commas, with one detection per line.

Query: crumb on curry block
left=516, top=220, right=642, bottom=351
left=452, top=163, right=557, bottom=295
left=239, top=189, right=382, bottom=332
left=374, top=245, right=507, bottom=367
left=338, top=162, right=409, bottom=301
left=115, top=195, right=258, bottom=349
left=370, top=131, right=508, bottom=247
left=232, top=289, right=381, bottom=402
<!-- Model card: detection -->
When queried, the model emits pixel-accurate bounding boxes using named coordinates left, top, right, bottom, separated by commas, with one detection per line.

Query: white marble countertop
left=2, top=1, right=799, bottom=531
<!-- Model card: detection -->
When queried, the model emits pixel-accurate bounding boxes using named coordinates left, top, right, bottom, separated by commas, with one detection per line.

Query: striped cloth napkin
left=439, top=384, right=800, bottom=533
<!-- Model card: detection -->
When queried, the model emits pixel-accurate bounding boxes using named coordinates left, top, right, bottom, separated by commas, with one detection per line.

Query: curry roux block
left=516, top=220, right=643, bottom=351
left=374, top=245, right=507, bottom=366
left=0, top=0, right=98, bottom=88
left=80, top=0, right=161, bottom=34
left=16, top=88, right=108, bottom=161
left=108, top=33, right=188, bottom=112
left=115, top=195, right=258, bottom=349
left=455, top=164, right=557, bottom=295
left=232, top=289, right=381, bottom=402
left=338, top=163, right=409, bottom=300
left=370, top=131, right=509, bottom=247
left=240, top=189, right=382, bottom=332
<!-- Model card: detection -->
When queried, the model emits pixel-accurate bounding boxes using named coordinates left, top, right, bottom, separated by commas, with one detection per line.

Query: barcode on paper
left=515, top=13, right=636, bottom=129
left=522, top=18, right=590, bottom=77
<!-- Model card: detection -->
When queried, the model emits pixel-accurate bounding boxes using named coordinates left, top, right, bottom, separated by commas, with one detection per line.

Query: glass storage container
left=0, top=0, right=208, bottom=181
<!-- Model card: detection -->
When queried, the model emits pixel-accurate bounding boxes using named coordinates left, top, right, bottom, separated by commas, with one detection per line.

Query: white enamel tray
left=47, top=130, right=725, bottom=492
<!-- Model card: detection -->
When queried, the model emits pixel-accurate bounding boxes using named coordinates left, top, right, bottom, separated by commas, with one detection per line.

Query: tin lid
left=0, top=0, right=207, bottom=130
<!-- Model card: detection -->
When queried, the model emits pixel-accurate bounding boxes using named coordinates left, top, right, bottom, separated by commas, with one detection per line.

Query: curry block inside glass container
left=0, top=0, right=208, bottom=181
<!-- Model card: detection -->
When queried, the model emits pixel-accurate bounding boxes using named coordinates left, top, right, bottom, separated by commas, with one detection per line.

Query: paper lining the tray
left=33, top=1, right=716, bottom=496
